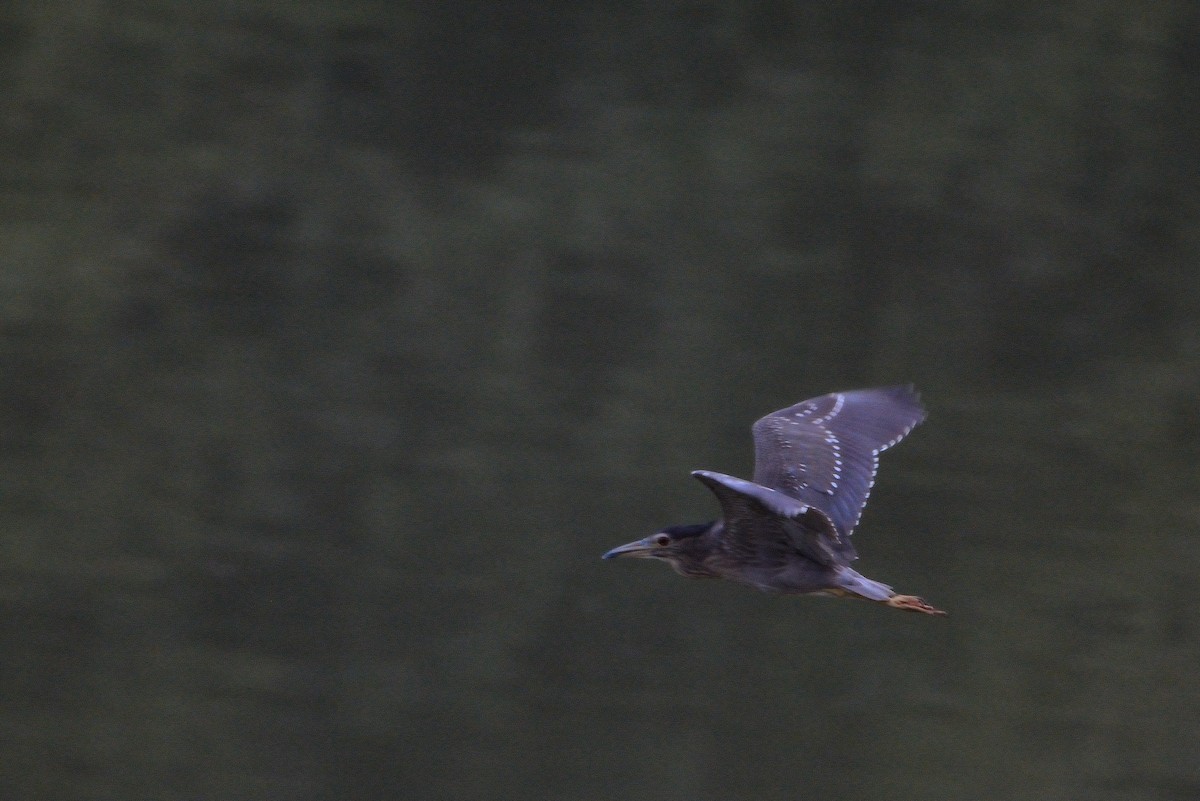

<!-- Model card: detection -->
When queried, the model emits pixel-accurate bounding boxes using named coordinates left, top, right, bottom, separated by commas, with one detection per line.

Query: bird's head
left=602, top=522, right=715, bottom=577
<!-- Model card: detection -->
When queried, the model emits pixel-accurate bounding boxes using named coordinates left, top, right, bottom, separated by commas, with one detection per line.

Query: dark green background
left=3, top=2, right=1198, bottom=799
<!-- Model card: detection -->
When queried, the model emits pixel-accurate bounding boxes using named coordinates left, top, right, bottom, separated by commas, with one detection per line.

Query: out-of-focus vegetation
left=2, top=2, right=1198, bottom=799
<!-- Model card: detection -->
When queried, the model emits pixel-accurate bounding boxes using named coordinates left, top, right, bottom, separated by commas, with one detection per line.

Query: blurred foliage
left=1, top=1, right=1199, bottom=799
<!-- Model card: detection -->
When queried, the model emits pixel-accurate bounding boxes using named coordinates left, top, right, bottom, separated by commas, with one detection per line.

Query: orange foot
left=886, top=594, right=947, bottom=616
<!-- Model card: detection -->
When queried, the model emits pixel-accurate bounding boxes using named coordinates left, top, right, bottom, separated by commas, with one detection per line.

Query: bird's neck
left=668, top=524, right=724, bottom=579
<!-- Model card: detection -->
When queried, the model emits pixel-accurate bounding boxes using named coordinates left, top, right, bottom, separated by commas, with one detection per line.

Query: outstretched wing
left=691, top=470, right=846, bottom=567
left=750, top=386, right=925, bottom=547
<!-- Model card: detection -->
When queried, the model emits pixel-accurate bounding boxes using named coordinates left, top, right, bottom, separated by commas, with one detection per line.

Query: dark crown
left=662, top=522, right=713, bottom=539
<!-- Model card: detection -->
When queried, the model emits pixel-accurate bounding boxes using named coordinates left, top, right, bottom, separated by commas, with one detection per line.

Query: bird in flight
left=604, top=386, right=945, bottom=615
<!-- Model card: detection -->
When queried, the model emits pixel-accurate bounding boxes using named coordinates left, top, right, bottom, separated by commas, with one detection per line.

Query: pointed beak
left=602, top=538, right=656, bottom=560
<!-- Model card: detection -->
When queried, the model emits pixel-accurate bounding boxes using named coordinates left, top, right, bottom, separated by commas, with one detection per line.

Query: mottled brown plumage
left=603, top=386, right=944, bottom=615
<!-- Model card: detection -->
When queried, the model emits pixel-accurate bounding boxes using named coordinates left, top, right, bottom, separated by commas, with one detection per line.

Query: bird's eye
left=653, top=533, right=671, bottom=547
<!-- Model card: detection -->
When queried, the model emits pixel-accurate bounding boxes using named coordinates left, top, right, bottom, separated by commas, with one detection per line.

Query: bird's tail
left=832, top=567, right=894, bottom=601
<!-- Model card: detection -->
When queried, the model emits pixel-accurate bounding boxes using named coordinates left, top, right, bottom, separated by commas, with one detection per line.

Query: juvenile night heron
left=604, top=386, right=945, bottom=615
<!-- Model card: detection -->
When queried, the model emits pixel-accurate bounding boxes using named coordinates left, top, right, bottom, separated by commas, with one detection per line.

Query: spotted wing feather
left=691, top=470, right=844, bottom=567
left=750, top=386, right=925, bottom=554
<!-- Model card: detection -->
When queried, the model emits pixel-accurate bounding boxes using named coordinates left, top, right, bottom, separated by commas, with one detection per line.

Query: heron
left=603, top=386, right=945, bottom=615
